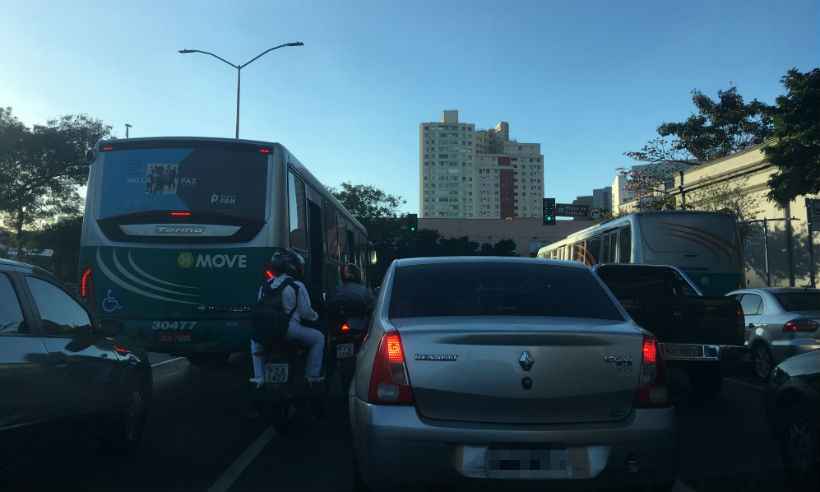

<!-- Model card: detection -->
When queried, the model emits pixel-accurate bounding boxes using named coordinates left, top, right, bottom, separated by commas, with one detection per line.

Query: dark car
left=764, top=349, right=820, bottom=489
left=595, top=264, right=747, bottom=400
left=0, top=258, right=151, bottom=461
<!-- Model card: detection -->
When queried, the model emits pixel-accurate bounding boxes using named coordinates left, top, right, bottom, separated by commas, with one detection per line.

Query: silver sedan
left=349, top=257, right=678, bottom=491
left=727, top=287, right=820, bottom=379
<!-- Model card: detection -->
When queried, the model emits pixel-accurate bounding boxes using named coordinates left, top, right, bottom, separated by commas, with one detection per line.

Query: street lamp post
left=178, top=42, right=304, bottom=139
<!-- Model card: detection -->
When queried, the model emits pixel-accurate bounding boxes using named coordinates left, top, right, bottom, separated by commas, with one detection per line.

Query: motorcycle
left=327, top=310, right=369, bottom=393
left=251, top=334, right=328, bottom=435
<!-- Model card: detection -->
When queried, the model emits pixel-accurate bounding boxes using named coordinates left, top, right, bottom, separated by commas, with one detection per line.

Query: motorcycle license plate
left=336, top=343, right=355, bottom=359
left=264, top=363, right=289, bottom=384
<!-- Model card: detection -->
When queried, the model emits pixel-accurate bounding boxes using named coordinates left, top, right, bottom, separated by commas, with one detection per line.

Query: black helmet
left=341, top=263, right=362, bottom=283
left=270, top=249, right=305, bottom=279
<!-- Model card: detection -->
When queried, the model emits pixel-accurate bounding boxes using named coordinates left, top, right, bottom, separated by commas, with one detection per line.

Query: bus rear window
left=98, top=145, right=268, bottom=222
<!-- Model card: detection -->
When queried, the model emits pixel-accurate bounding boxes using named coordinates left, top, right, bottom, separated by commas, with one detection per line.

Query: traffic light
left=543, top=198, right=556, bottom=225
left=405, top=213, right=418, bottom=232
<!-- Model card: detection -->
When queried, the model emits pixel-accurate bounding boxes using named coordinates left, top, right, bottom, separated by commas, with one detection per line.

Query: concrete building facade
left=420, top=111, right=544, bottom=219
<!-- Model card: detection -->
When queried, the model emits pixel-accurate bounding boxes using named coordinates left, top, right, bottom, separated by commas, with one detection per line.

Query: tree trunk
left=14, top=210, right=24, bottom=251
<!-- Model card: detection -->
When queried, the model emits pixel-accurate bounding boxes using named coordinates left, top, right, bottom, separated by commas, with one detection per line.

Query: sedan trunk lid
left=395, top=316, right=645, bottom=425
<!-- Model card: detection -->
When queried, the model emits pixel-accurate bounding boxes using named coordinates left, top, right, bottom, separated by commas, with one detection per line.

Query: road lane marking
left=726, top=377, right=764, bottom=392
left=207, top=425, right=277, bottom=492
left=151, top=356, right=186, bottom=368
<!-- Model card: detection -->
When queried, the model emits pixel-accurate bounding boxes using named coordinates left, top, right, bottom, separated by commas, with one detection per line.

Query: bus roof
left=95, top=137, right=367, bottom=236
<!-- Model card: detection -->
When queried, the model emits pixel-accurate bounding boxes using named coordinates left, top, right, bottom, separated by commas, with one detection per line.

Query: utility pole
left=785, top=203, right=796, bottom=286
left=806, top=199, right=819, bottom=288
left=763, top=217, right=770, bottom=287
left=125, top=123, right=132, bottom=138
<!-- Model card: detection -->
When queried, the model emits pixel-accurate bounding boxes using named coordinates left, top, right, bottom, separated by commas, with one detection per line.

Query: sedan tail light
left=635, top=336, right=669, bottom=408
left=783, top=319, right=818, bottom=333
left=367, top=332, right=414, bottom=405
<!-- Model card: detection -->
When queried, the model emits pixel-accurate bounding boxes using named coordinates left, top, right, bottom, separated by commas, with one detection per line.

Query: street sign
left=542, top=198, right=556, bottom=225
left=555, top=203, right=590, bottom=218
left=806, top=199, right=820, bottom=226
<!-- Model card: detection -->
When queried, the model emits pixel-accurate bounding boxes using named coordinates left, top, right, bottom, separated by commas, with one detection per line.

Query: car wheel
left=780, top=407, right=819, bottom=489
left=99, top=382, right=150, bottom=456
left=752, top=343, right=774, bottom=380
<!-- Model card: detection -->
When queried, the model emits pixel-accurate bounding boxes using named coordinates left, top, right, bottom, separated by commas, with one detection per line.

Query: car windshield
left=774, top=291, right=820, bottom=312
left=389, top=262, right=623, bottom=320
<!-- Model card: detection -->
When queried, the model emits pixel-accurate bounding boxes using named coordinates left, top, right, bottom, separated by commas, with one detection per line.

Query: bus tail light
left=80, top=267, right=95, bottom=305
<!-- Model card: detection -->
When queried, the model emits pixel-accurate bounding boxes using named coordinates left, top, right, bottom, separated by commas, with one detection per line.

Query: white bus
left=537, top=211, right=743, bottom=295
left=79, top=137, right=369, bottom=363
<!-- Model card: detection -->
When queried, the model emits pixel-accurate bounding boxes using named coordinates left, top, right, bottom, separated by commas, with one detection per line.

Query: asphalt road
left=0, top=354, right=794, bottom=492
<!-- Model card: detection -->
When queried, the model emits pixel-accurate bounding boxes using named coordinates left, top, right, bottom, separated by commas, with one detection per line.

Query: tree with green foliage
left=329, top=182, right=404, bottom=225
left=0, top=107, right=110, bottom=245
left=765, top=68, right=820, bottom=204
left=626, top=86, right=774, bottom=166
left=491, top=239, right=518, bottom=256
left=29, top=215, right=83, bottom=283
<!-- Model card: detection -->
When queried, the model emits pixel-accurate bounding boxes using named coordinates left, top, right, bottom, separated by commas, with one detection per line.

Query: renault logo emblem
left=519, top=351, right=534, bottom=371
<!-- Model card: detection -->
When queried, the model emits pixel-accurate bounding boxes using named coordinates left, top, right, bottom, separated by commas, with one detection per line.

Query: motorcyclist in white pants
left=250, top=250, right=324, bottom=386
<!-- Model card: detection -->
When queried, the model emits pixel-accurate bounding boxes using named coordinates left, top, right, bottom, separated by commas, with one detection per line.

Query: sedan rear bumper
left=350, top=397, right=678, bottom=490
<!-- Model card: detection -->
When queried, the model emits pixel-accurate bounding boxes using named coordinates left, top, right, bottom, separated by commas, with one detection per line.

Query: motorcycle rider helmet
left=341, top=263, right=362, bottom=283
left=269, top=249, right=305, bottom=279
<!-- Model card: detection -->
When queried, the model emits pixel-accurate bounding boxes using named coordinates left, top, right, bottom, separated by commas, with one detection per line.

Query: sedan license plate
left=264, top=363, right=289, bottom=384
left=158, top=331, right=192, bottom=343
left=486, top=448, right=569, bottom=479
left=336, top=343, right=355, bottom=359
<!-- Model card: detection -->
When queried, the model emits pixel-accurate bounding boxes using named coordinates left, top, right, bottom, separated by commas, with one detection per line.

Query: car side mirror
left=97, top=318, right=123, bottom=337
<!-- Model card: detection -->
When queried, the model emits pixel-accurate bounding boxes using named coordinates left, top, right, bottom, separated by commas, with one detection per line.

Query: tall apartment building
left=592, top=186, right=612, bottom=212
left=420, top=110, right=544, bottom=219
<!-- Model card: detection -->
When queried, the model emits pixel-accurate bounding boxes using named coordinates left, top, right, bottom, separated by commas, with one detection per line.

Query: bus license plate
left=158, top=331, right=192, bottom=343
left=264, top=363, right=289, bottom=384
left=336, top=343, right=355, bottom=359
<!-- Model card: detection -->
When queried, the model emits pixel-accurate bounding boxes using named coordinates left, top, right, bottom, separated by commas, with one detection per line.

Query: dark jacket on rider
left=326, top=281, right=374, bottom=319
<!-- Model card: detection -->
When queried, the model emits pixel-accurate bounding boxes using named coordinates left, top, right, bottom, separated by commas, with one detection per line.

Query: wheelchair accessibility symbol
left=102, top=290, right=123, bottom=313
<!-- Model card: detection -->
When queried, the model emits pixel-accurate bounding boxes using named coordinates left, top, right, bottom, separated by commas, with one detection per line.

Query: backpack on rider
left=251, top=276, right=297, bottom=351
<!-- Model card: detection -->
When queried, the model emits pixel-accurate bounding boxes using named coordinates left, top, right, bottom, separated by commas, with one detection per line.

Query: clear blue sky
left=2, top=0, right=817, bottom=212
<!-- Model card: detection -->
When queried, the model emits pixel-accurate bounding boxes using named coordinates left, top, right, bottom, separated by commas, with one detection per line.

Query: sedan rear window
left=774, top=292, right=820, bottom=312
left=389, top=262, right=623, bottom=320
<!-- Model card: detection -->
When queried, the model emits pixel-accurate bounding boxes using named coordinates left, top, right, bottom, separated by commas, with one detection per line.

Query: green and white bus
left=537, top=211, right=744, bottom=296
left=79, top=137, right=369, bottom=363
